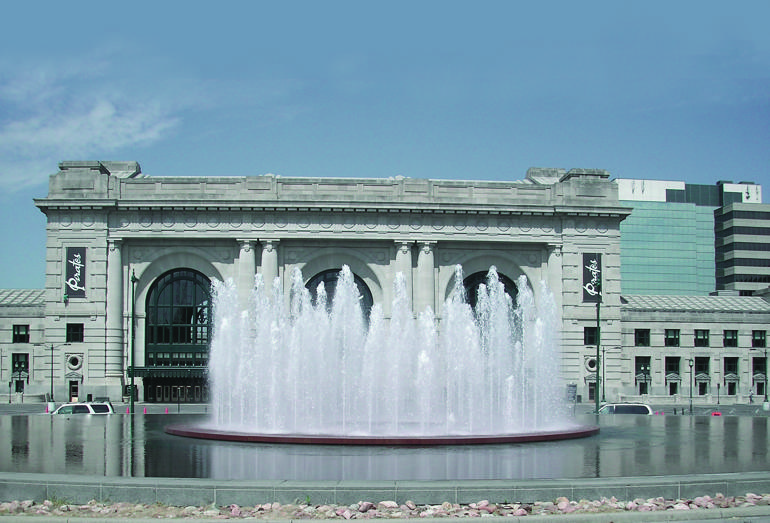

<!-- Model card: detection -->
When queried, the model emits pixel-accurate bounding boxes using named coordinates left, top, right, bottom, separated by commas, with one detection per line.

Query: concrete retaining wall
left=1, top=472, right=769, bottom=506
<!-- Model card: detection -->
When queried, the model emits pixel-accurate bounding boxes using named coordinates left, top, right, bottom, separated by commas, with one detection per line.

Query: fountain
left=167, top=265, right=597, bottom=444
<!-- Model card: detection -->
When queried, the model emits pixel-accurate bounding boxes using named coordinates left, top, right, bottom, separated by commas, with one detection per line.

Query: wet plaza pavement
left=0, top=406, right=768, bottom=481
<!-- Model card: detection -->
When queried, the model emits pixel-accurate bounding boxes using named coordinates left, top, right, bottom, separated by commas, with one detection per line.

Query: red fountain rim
left=165, top=424, right=599, bottom=446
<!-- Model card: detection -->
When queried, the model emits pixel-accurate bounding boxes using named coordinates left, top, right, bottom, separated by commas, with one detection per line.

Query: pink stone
left=513, top=508, right=528, bottom=516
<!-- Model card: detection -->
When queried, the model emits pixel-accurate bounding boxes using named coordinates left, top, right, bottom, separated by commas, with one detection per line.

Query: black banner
left=582, top=253, right=601, bottom=303
left=65, top=247, right=86, bottom=298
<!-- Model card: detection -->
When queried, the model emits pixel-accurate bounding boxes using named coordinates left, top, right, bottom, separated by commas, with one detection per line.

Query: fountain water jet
left=167, top=265, right=598, bottom=445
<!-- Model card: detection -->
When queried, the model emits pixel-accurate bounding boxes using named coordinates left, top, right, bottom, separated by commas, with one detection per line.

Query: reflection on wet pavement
left=0, top=413, right=768, bottom=481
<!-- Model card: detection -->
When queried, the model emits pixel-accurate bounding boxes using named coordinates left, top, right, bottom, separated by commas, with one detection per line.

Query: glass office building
left=618, top=179, right=762, bottom=296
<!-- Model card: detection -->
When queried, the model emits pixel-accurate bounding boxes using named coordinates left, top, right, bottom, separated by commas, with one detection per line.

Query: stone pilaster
left=547, top=243, right=563, bottom=307
left=260, top=239, right=280, bottom=295
left=415, top=241, right=436, bottom=314
left=237, top=240, right=256, bottom=310
left=105, top=239, right=123, bottom=377
left=394, top=240, right=414, bottom=306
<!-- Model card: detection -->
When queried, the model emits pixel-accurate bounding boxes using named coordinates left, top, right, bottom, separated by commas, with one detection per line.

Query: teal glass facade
left=620, top=201, right=716, bottom=295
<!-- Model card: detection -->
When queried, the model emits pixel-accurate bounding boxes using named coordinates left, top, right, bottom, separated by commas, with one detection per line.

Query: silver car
left=597, top=403, right=653, bottom=415
left=51, top=401, right=114, bottom=415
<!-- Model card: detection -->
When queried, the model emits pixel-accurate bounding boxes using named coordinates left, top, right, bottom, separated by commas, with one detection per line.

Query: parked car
left=51, top=401, right=114, bottom=415
left=597, top=403, right=653, bottom=415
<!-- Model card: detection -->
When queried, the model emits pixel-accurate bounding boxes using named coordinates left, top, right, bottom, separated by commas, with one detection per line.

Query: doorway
left=69, top=381, right=79, bottom=402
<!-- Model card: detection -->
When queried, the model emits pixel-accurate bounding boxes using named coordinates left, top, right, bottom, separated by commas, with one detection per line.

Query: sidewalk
left=0, top=401, right=211, bottom=416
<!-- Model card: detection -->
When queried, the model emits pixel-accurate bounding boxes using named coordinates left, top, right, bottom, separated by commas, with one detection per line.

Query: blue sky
left=1, top=1, right=768, bottom=289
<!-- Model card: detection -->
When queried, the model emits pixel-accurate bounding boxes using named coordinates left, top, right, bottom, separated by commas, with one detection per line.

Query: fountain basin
left=165, top=423, right=599, bottom=445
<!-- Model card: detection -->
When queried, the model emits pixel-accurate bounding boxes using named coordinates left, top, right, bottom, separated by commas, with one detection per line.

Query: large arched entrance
left=305, top=268, right=374, bottom=318
left=463, top=270, right=518, bottom=309
left=136, top=268, right=212, bottom=403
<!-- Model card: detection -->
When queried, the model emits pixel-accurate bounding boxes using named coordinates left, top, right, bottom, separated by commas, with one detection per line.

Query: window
left=635, top=356, right=652, bottom=395
left=11, top=353, right=28, bottom=373
left=724, top=357, right=739, bottom=395
left=723, top=330, right=738, bottom=347
left=146, top=269, right=212, bottom=368
left=694, top=329, right=710, bottom=347
left=634, top=329, right=650, bottom=347
left=753, top=330, right=767, bottom=348
left=583, top=326, right=598, bottom=346
left=665, top=357, right=680, bottom=374
left=66, top=323, right=84, bottom=343
left=11, top=353, right=28, bottom=393
left=695, top=357, right=709, bottom=374
left=754, top=357, right=767, bottom=375
left=12, top=325, right=29, bottom=343
left=695, top=357, right=710, bottom=396
left=587, top=382, right=596, bottom=401
left=665, top=329, right=680, bottom=347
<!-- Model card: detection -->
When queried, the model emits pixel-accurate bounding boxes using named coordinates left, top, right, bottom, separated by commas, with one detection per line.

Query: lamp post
left=601, top=346, right=606, bottom=403
left=601, top=346, right=621, bottom=403
left=34, top=342, right=71, bottom=403
left=49, top=343, right=70, bottom=402
left=750, top=347, right=769, bottom=405
left=594, top=295, right=602, bottom=413
left=130, top=270, right=138, bottom=414
left=762, top=347, right=768, bottom=404
left=688, top=358, right=694, bottom=415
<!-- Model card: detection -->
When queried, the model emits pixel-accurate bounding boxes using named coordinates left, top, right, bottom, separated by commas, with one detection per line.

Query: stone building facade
left=617, top=295, right=770, bottom=405
left=7, top=161, right=629, bottom=403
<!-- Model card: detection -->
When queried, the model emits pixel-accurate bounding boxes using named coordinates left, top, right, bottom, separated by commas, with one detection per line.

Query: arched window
left=306, top=269, right=374, bottom=317
left=145, top=269, right=211, bottom=367
left=463, top=271, right=518, bottom=309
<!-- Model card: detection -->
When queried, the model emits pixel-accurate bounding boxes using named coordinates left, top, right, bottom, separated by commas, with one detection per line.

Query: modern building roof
left=621, top=294, right=770, bottom=313
left=0, top=289, right=45, bottom=307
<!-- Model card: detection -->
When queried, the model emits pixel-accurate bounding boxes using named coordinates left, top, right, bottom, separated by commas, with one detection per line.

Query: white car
left=597, top=403, right=653, bottom=415
left=51, top=401, right=114, bottom=415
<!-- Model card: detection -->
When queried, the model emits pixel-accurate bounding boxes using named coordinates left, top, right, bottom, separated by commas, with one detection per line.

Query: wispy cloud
left=0, top=58, right=181, bottom=192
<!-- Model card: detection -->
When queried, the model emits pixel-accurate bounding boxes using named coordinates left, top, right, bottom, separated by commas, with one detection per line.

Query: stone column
left=260, top=239, right=280, bottom=296
left=237, top=240, right=256, bottom=310
left=394, top=240, right=413, bottom=306
left=415, top=241, right=436, bottom=314
left=546, top=244, right=563, bottom=307
left=105, top=240, right=123, bottom=377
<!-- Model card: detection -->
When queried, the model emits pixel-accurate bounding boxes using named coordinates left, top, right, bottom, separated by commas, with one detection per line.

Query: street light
left=130, top=269, right=138, bottom=414
left=688, top=358, right=694, bottom=415
left=34, top=342, right=70, bottom=402
left=601, top=346, right=621, bottom=403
